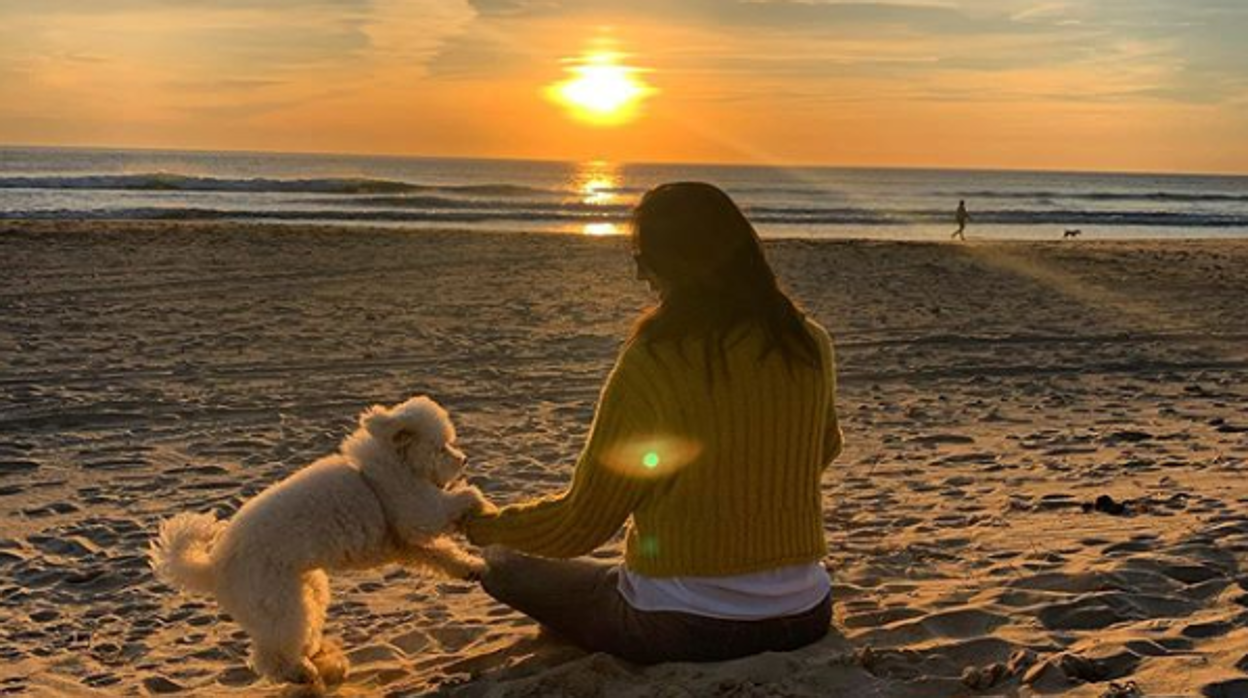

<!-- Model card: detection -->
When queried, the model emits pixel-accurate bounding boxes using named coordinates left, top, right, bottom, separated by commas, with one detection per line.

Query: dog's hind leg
left=304, top=571, right=348, bottom=686
left=242, top=577, right=323, bottom=689
left=302, top=570, right=330, bottom=658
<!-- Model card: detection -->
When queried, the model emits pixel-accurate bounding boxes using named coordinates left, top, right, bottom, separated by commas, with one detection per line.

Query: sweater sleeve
left=465, top=346, right=656, bottom=557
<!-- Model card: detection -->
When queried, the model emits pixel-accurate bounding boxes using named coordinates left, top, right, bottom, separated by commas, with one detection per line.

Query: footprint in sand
left=1036, top=594, right=1134, bottom=631
left=347, top=643, right=405, bottom=666
left=140, top=676, right=184, bottom=694
left=0, top=459, right=40, bottom=476
left=390, top=629, right=432, bottom=655
left=1202, top=678, right=1248, bottom=698
left=215, top=665, right=257, bottom=687
left=1181, top=620, right=1235, bottom=639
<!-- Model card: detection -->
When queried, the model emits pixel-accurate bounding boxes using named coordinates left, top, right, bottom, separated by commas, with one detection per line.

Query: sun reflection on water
left=583, top=222, right=623, bottom=237
left=576, top=160, right=621, bottom=204
left=582, top=178, right=617, bottom=206
left=573, top=160, right=629, bottom=236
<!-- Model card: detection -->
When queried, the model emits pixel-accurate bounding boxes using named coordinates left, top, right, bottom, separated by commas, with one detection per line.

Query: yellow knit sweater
left=465, top=318, right=842, bottom=577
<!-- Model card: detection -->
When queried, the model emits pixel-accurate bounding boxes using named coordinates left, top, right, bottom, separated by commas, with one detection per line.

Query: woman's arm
left=464, top=348, right=655, bottom=558
left=824, top=403, right=844, bottom=466
left=816, top=322, right=844, bottom=467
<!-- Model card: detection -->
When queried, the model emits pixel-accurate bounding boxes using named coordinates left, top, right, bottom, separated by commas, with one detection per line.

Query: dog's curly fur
left=150, top=396, right=487, bottom=691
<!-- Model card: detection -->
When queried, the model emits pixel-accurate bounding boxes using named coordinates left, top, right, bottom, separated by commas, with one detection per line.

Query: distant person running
left=952, top=200, right=970, bottom=241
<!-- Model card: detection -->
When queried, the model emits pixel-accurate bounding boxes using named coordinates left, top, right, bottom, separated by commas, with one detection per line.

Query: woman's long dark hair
left=629, top=181, right=819, bottom=374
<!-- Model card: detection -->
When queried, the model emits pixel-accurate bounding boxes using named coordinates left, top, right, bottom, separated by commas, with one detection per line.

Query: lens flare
left=637, top=535, right=660, bottom=558
left=603, top=436, right=702, bottom=480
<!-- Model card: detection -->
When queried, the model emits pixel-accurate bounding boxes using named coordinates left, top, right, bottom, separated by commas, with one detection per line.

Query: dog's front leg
left=399, top=538, right=484, bottom=581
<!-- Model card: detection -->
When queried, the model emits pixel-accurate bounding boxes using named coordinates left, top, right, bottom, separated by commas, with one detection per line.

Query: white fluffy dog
left=150, top=396, right=488, bottom=690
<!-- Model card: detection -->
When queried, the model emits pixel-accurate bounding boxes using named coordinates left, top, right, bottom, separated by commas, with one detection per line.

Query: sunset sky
left=1, top=0, right=1246, bottom=173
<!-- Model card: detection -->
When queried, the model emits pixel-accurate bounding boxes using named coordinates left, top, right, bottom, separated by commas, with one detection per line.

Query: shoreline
left=7, top=217, right=1248, bottom=244
left=2, top=219, right=1246, bottom=696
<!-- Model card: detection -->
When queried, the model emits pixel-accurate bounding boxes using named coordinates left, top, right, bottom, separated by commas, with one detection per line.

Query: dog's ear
left=360, top=405, right=397, bottom=440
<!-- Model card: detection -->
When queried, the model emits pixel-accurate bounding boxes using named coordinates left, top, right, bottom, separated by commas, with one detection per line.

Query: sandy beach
left=2, top=220, right=1247, bottom=697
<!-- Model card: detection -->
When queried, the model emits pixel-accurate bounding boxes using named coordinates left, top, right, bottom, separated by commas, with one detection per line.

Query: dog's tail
left=150, top=512, right=224, bottom=596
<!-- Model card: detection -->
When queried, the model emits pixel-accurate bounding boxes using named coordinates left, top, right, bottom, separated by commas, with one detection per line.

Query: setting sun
left=548, top=51, right=655, bottom=126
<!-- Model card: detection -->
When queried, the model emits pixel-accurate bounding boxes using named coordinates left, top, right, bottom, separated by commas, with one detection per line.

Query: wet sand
left=1, top=220, right=1247, bottom=696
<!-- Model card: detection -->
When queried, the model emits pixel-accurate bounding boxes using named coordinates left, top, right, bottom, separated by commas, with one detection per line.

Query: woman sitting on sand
left=464, top=181, right=843, bottom=663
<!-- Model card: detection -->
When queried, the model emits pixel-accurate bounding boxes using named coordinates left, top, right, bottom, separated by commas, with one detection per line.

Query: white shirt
left=617, top=563, right=831, bottom=621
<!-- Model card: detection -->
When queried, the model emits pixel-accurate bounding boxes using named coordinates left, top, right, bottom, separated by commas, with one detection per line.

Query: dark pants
left=480, top=550, right=832, bottom=665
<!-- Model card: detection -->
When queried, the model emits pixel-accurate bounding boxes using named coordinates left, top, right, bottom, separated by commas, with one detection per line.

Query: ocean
left=2, top=146, right=1247, bottom=240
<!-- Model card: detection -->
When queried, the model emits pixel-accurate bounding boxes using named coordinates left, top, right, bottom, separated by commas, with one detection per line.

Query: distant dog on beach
left=1063, top=229, right=1083, bottom=239
left=150, top=396, right=489, bottom=691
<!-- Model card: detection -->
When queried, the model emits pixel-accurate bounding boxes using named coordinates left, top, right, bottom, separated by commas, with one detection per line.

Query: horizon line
left=3, top=140, right=1247, bottom=180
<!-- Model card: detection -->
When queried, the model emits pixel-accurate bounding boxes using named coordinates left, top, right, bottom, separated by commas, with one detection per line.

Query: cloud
left=0, top=0, right=373, bottom=13
left=0, top=0, right=476, bottom=146
left=462, top=0, right=999, bottom=34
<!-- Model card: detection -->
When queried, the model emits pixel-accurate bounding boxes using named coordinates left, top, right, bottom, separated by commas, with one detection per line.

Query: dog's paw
left=450, top=485, right=491, bottom=511
left=255, top=650, right=321, bottom=690
left=311, top=641, right=349, bottom=687
left=437, top=551, right=487, bottom=582
left=447, top=487, right=496, bottom=532
left=275, top=658, right=322, bottom=691
left=461, top=557, right=487, bottom=583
